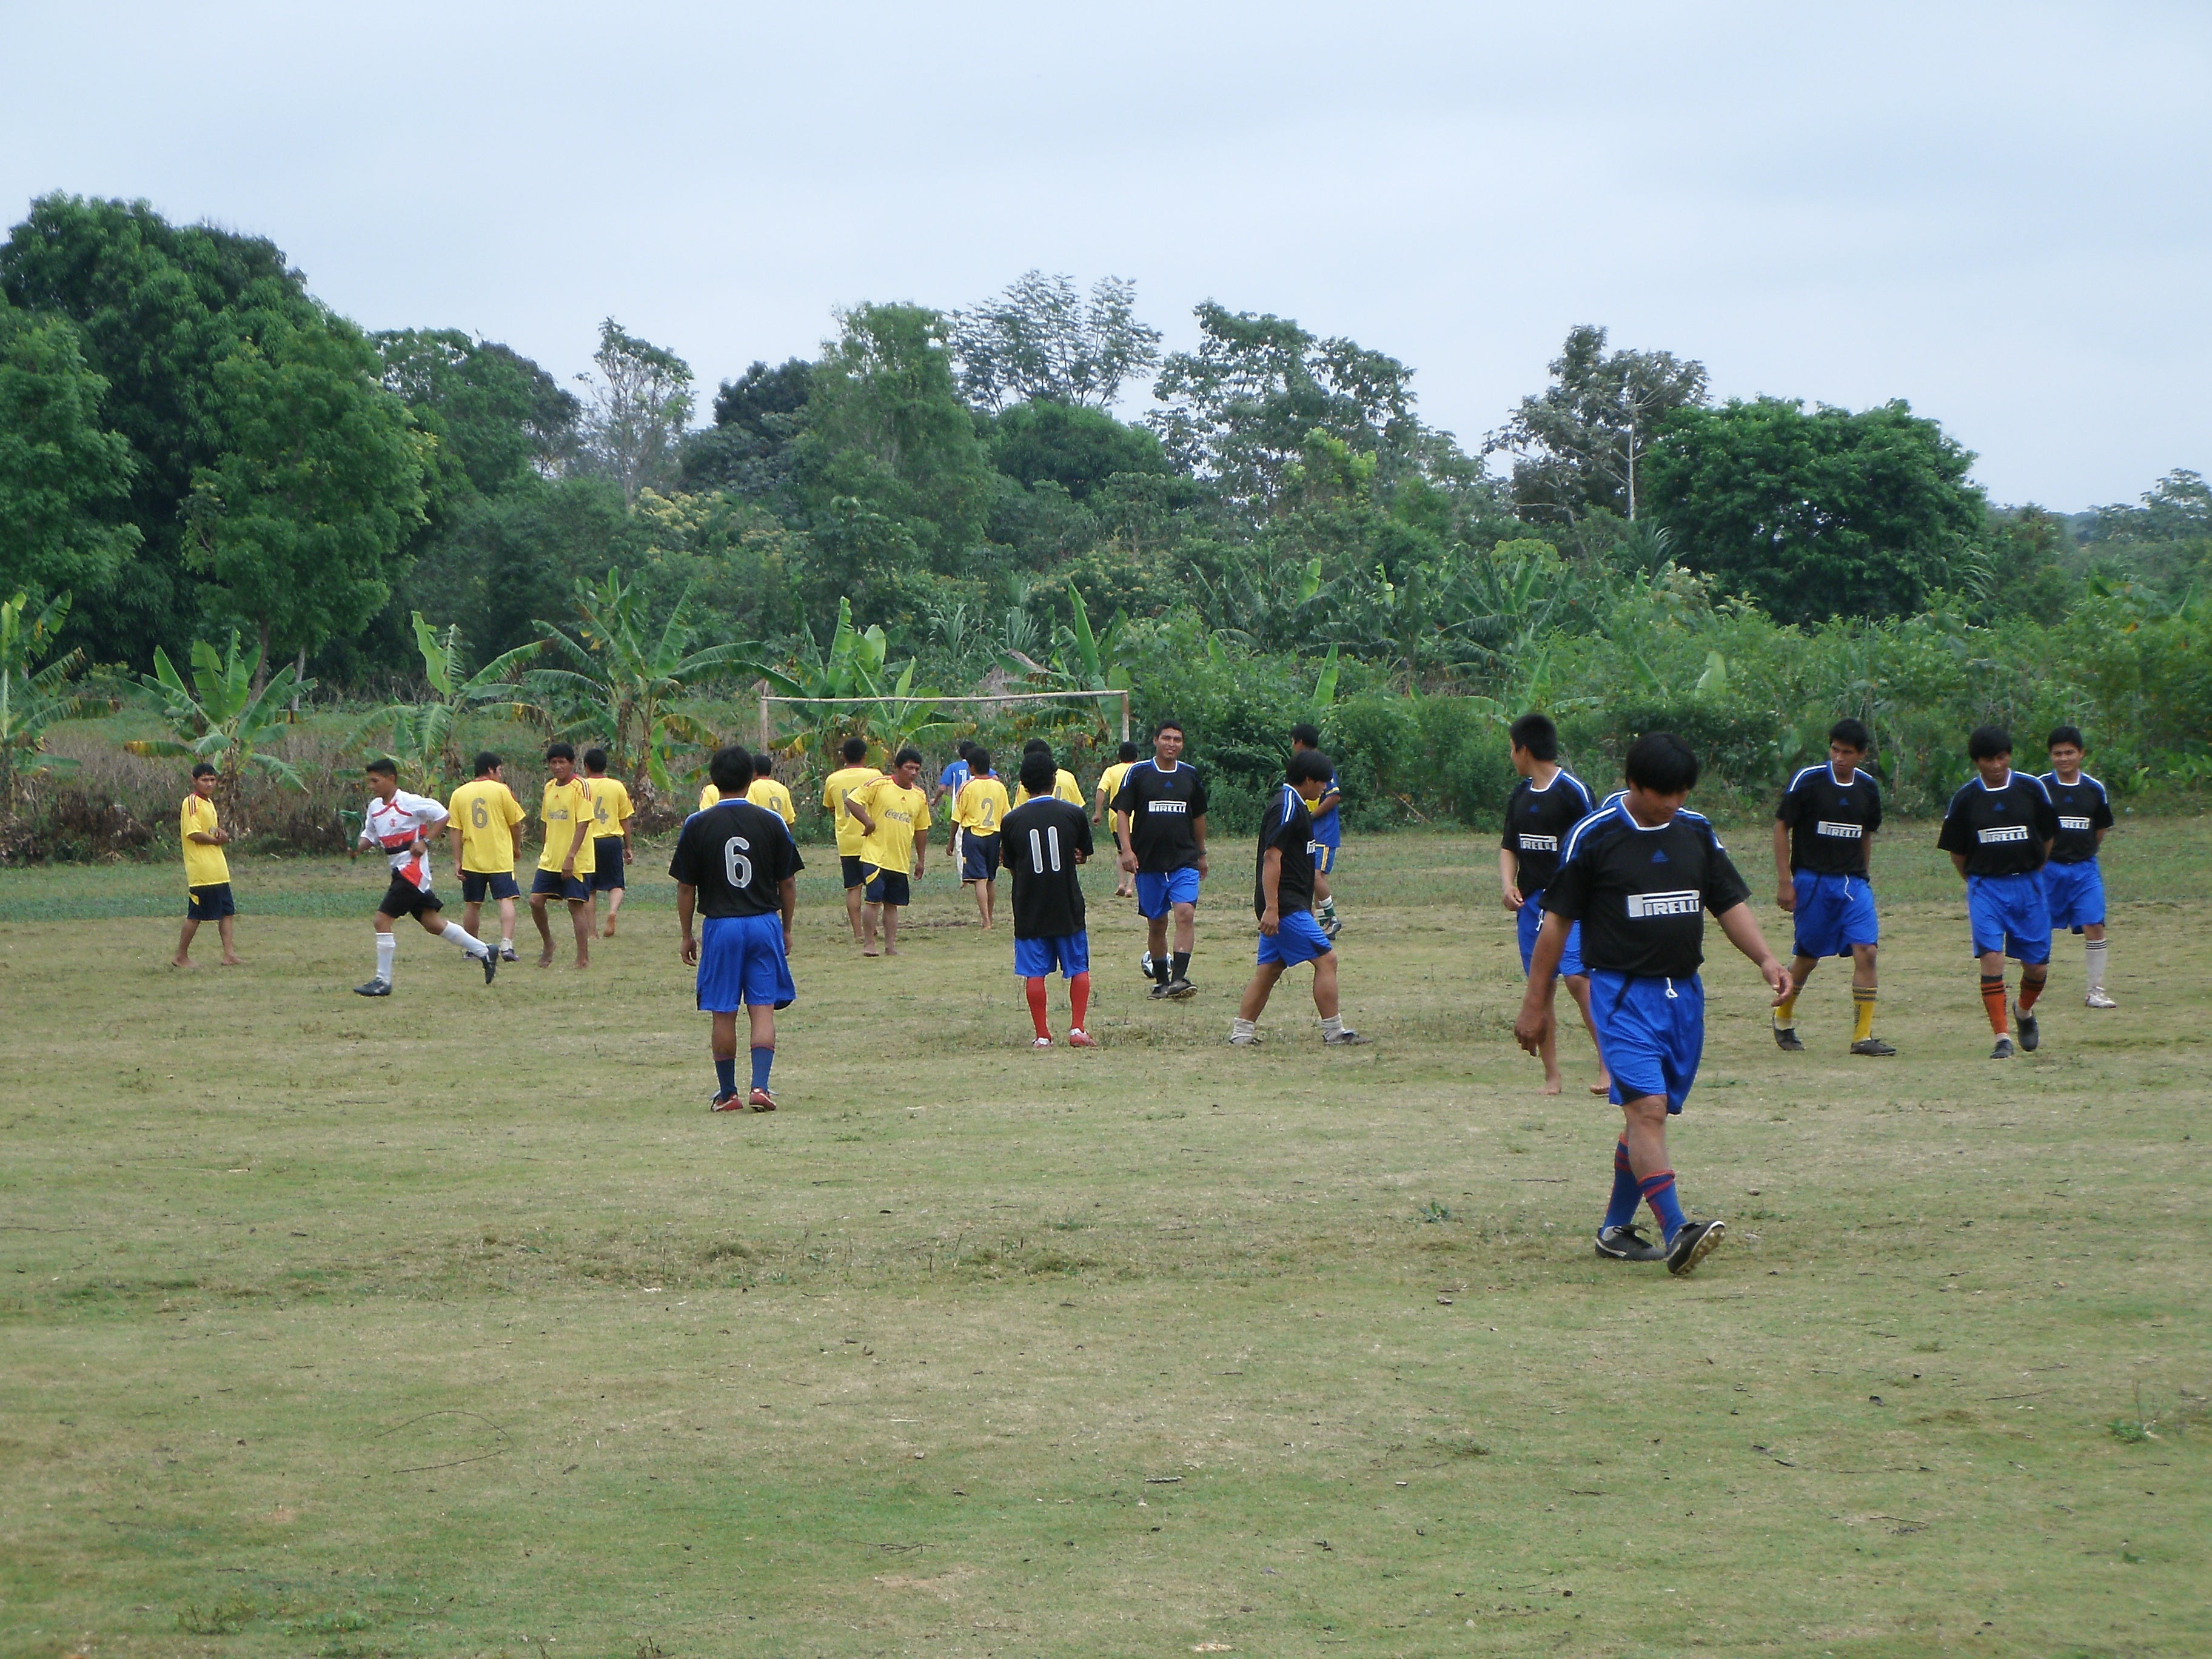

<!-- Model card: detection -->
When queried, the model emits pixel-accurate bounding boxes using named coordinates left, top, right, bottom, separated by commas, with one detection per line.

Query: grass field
left=3, top=818, right=2208, bottom=1658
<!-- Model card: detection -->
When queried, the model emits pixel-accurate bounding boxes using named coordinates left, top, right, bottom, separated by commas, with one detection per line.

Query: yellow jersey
left=180, top=794, right=229, bottom=888
left=1013, top=768, right=1084, bottom=807
left=954, top=775, right=1010, bottom=834
left=1095, top=762, right=1132, bottom=811
left=822, top=765, right=882, bottom=856
left=852, top=776, right=929, bottom=873
left=588, top=776, right=634, bottom=839
left=448, top=777, right=525, bottom=873
left=538, top=777, right=597, bottom=875
left=747, top=776, right=797, bottom=826
left=698, top=783, right=721, bottom=811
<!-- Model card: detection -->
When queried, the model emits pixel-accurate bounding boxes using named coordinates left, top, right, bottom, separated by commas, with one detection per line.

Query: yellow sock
left=1773, top=991, right=1800, bottom=1027
left=1852, top=987, right=1876, bottom=1042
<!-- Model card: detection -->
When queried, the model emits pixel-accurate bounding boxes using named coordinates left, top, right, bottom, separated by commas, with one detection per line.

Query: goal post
left=755, top=687, right=1130, bottom=751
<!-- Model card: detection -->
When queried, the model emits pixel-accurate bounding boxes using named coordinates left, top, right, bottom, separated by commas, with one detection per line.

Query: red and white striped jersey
left=361, top=789, right=449, bottom=891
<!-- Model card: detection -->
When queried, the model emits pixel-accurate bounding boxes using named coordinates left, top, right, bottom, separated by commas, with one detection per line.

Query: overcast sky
left=6, top=1, right=2207, bottom=509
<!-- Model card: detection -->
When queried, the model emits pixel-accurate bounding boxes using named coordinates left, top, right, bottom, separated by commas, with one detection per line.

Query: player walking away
left=1498, top=714, right=1608, bottom=1096
left=1115, top=720, right=1208, bottom=1000
left=1770, top=719, right=1892, bottom=1055
left=583, top=748, right=635, bottom=938
left=845, top=748, right=930, bottom=957
left=1938, top=726, right=2060, bottom=1057
left=1012, top=737, right=1083, bottom=806
left=1094, top=740, right=1140, bottom=898
left=1232, top=749, right=1369, bottom=1047
left=822, top=736, right=882, bottom=944
left=673, top=746, right=803, bottom=1113
left=173, top=762, right=241, bottom=967
left=954, top=748, right=1010, bottom=930
left=447, top=751, right=526, bottom=961
left=350, top=757, right=497, bottom=995
left=2042, top=726, right=2117, bottom=1008
left=530, top=742, right=597, bottom=970
left=747, top=751, right=797, bottom=830
left=1289, top=725, right=1346, bottom=939
left=1517, top=733, right=1790, bottom=1276
left=1004, top=752, right=1097, bottom=1047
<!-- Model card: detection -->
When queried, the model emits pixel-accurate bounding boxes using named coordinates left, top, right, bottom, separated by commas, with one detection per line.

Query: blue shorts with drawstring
left=1588, top=969, right=1704, bottom=1115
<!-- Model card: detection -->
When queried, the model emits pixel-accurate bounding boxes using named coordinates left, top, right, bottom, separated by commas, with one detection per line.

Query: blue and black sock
left=1603, top=1139, right=1641, bottom=1231
left=1640, top=1170, right=1687, bottom=1246
left=714, top=1055, right=737, bottom=1098
left=751, top=1045, right=774, bottom=1093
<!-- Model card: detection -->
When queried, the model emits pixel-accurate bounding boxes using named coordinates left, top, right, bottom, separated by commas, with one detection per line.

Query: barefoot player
left=530, top=742, right=596, bottom=969
left=1094, top=740, right=1139, bottom=898
left=173, top=763, right=241, bottom=967
left=822, top=736, right=881, bottom=943
left=844, top=749, right=930, bottom=957
left=1230, top=748, right=1368, bottom=1047
left=583, top=747, right=634, bottom=937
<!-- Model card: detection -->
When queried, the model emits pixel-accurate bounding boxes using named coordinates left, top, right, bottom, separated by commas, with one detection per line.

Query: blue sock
left=1640, top=1170, right=1687, bottom=1245
left=714, top=1055, right=737, bottom=1098
left=751, top=1045, right=774, bottom=1092
left=1603, top=1140, right=1641, bottom=1230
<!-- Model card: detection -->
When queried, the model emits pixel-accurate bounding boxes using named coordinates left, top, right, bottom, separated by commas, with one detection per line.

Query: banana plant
left=752, top=597, right=955, bottom=761
left=354, top=613, right=543, bottom=799
left=126, top=631, right=311, bottom=828
left=1, top=591, right=108, bottom=809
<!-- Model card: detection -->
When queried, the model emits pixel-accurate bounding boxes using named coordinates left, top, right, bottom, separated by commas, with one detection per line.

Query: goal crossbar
left=755, top=688, right=1130, bottom=745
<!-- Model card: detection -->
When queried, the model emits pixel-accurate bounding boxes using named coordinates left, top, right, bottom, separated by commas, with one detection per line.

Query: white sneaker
left=1229, top=1027, right=1261, bottom=1046
left=2085, top=991, right=2117, bottom=1009
left=1031, top=1036, right=1053, bottom=1048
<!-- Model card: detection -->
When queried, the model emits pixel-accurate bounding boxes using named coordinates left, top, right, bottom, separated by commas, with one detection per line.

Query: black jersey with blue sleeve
left=1543, top=802, right=1752, bottom=979
left=2039, top=773, right=2113, bottom=864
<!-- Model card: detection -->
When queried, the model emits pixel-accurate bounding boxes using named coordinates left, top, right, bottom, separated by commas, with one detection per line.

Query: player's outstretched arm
left=1715, top=901, right=1792, bottom=1004
left=1498, top=847, right=1523, bottom=911
left=1512, top=912, right=1572, bottom=1053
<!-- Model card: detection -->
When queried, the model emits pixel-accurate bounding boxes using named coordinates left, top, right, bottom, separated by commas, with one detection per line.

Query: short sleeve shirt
left=746, top=777, right=796, bottom=826
left=588, top=777, right=635, bottom=839
left=1937, top=773, right=2057, bottom=877
left=1255, top=784, right=1318, bottom=917
left=180, top=794, right=229, bottom=888
left=1775, top=764, right=1883, bottom=876
left=669, top=800, right=803, bottom=918
left=1500, top=769, right=1596, bottom=894
left=362, top=789, right=449, bottom=891
left=1114, top=760, right=1208, bottom=872
left=854, top=777, right=930, bottom=872
left=449, top=778, right=526, bottom=874
left=1004, top=798, right=1092, bottom=938
left=1543, top=802, right=1752, bottom=979
left=538, top=778, right=597, bottom=876
left=2039, top=773, right=2113, bottom=864
left=955, top=776, right=1010, bottom=833
left=822, top=765, right=882, bottom=855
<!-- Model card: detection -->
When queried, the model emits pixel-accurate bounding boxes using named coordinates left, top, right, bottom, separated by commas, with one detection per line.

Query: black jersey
left=1936, top=772, right=2057, bottom=877
left=1003, top=797, right=1091, bottom=939
left=2039, top=772, right=2113, bottom=864
left=1500, top=768, right=1596, bottom=893
left=1775, top=763, right=1883, bottom=876
left=1544, top=802, right=1752, bottom=979
left=1113, top=759, right=1208, bottom=873
left=668, top=800, right=803, bottom=917
left=1255, top=783, right=1318, bottom=917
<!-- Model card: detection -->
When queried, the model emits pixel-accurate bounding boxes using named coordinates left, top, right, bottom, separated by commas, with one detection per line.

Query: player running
left=172, top=762, right=241, bottom=967
left=530, top=742, right=597, bottom=970
left=350, top=757, right=498, bottom=995
left=2041, top=725, right=2117, bottom=1008
left=1231, top=748, right=1369, bottom=1048
left=1003, top=751, right=1096, bottom=1047
left=1289, top=725, right=1344, bottom=938
left=1769, top=718, right=1892, bottom=1055
left=747, top=751, right=797, bottom=828
left=1516, top=733, right=1789, bottom=1276
left=672, top=747, right=803, bottom=1113
left=447, top=751, right=526, bottom=961
left=821, top=736, right=882, bottom=944
left=1093, top=740, right=1139, bottom=898
left=1115, top=720, right=1208, bottom=1000
left=844, top=748, right=930, bottom=957
left=954, top=747, right=1010, bottom=931
left=583, top=747, right=635, bottom=937
left=1938, top=726, right=2060, bottom=1058
left=1499, top=714, right=1607, bottom=1096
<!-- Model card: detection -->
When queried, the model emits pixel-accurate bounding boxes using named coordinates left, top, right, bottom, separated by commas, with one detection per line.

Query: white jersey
left=361, top=789, right=448, bottom=891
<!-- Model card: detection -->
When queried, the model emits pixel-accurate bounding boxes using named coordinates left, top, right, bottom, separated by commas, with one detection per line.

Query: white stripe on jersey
left=363, top=790, right=446, bottom=890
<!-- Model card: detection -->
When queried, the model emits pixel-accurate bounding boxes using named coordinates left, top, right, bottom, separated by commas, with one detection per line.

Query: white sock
left=1231, top=1017, right=1256, bottom=1039
left=2084, top=939, right=2108, bottom=993
left=375, top=933, right=397, bottom=984
left=440, top=920, right=488, bottom=958
left=499, top=937, right=514, bottom=951
left=1321, top=1013, right=1346, bottom=1039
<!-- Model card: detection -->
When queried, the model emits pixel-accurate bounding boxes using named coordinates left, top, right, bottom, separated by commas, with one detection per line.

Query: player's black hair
left=969, top=748, right=992, bottom=777
left=1018, top=752, right=1056, bottom=796
left=191, top=761, right=218, bottom=779
left=958, top=740, right=981, bottom=762
left=545, top=741, right=576, bottom=763
left=895, top=746, right=925, bottom=769
left=709, top=746, right=753, bottom=792
left=842, top=736, right=868, bottom=763
left=754, top=751, right=777, bottom=779
left=1287, top=747, right=1333, bottom=785
left=365, top=756, right=398, bottom=778
left=2047, top=724, right=2086, bottom=752
left=1155, top=718, right=1184, bottom=737
left=1827, top=718, right=1871, bottom=752
left=1509, top=712, right=1558, bottom=761
left=1289, top=722, right=1321, bottom=749
left=1022, top=737, right=1051, bottom=754
left=472, top=751, right=501, bottom=777
left=1967, top=725, right=2013, bottom=762
left=1117, top=740, right=1138, bottom=762
left=583, top=746, right=609, bottom=773
left=1623, top=731, right=1699, bottom=795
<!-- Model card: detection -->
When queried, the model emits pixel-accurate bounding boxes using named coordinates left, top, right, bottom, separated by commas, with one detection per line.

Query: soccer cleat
left=1165, top=977, right=1197, bottom=1000
left=480, top=950, right=498, bottom=985
left=1318, top=914, right=1342, bottom=940
left=1067, top=1030, right=1098, bottom=1048
left=1595, top=1224, right=1665, bottom=1262
left=2013, top=1002, right=2040, bottom=1052
left=1148, top=981, right=1174, bottom=1000
left=1771, top=1022, right=1804, bottom=1052
left=1849, top=1037, right=1896, bottom=1056
left=2085, top=991, right=2117, bottom=1009
left=1322, top=1027, right=1370, bottom=1046
left=1665, top=1218, right=1727, bottom=1276
left=353, top=978, right=392, bottom=997
left=1990, top=1035, right=2014, bottom=1059
left=748, top=1087, right=777, bottom=1112
left=498, top=944, right=520, bottom=963
left=1229, top=1027, right=1261, bottom=1047
left=1031, top=1036, right=1054, bottom=1048
left=709, top=1091, right=746, bottom=1113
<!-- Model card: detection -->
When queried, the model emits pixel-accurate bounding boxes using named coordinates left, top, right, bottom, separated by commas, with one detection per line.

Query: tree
left=985, top=401, right=1168, bottom=501
left=125, top=631, right=310, bottom=826
left=1487, top=324, right=1708, bottom=526
left=0, top=297, right=141, bottom=601
left=678, top=357, right=812, bottom=500
left=354, top=613, right=543, bottom=799
left=1646, top=397, right=1986, bottom=624
left=951, top=272, right=1162, bottom=412
left=0, top=590, right=107, bottom=809
left=2087, top=468, right=2212, bottom=544
left=578, top=320, right=693, bottom=508
left=375, top=329, right=580, bottom=498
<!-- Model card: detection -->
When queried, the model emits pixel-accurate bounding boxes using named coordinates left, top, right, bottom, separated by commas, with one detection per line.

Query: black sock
left=1154, top=954, right=1171, bottom=985
left=1171, top=951, right=1190, bottom=982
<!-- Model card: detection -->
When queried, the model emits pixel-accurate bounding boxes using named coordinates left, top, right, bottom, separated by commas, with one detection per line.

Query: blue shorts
left=186, top=882, right=235, bottom=921
left=697, top=912, right=795, bottom=1011
left=1966, top=872, right=2051, bottom=964
left=1257, top=908, right=1333, bottom=967
left=1313, top=842, right=1338, bottom=875
left=1136, top=867, right=1202, bottom=918
left=962, top=832, right=1002, bottom=882
left=1790, top=870, right=1878, bottom=959
left=532, top=869, right=591, bottom=903
left=1516, top=893, right=1585, bottom=977
left=461, top=870, right=521, bottom=903
left=2042, top=860, right=2105, bottom=931
left=1014, top=932, right=1090, bottom=979
left=591, top=838, right=626, bottom=890
left=1589, top=969, right=1704, bottom=1115
left=863, top=865, right=911, bottom=907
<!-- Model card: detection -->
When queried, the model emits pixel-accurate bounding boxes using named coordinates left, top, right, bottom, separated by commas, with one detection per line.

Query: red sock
left=1980, top=974, right=2008, bottom=1035
left=1025, top=977, right=1050, bottom=1038
left=2017, top=974, right=2043, bottom=1013
left=1069, top=971, right=1090, bottom=1031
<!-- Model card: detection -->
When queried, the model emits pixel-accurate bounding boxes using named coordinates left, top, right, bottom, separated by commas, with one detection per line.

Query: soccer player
left=954, top=746, right=1010, bottom=930
left=843, top=748, right=930, bottom=957
left=447, top=751, right=526, bottom=961
left=1093, top=739, right=1139, bottom=898
left=1939, top=726, right=2061, bottom=1056
left=583, top=747, right=635, bottom=937
left=1232, top=748, right=1369, bottom=1047
left=1516, top=733, right=1789, bottom=1276
left=530, top=742, right=597, bottom=970
left=1011, top=737, right=1083, bottom=806
left=349, top=757, right=497, bottom=995
left=1115, top=720, right=1208, bottom=1000
left=822, top=736, right=882, bottom=943
left=1289, top=725, right=1345, bottom=939
left=1770, top=718, right=1892, bottom=1055
left=1003, top=751, right=1096, bottom=1047
left=172, top=762, right=241, bottom=967
left=936, top=742, right=976, bottom=873
left=1498, top=714, right=1607, bottom=1096
left=748, top=751, right=797, bottom=829
left=674, top=746, right=803, bottom=1112
left=2042, top=726, right=2117, bottom=1008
